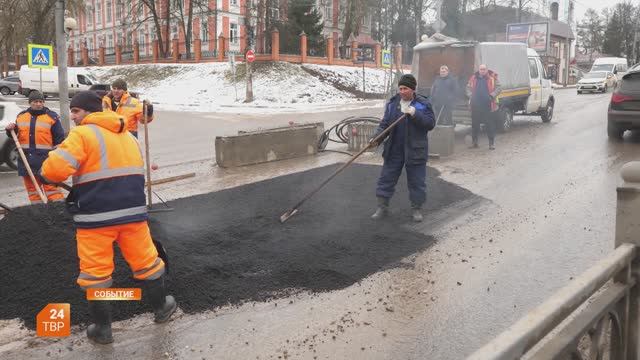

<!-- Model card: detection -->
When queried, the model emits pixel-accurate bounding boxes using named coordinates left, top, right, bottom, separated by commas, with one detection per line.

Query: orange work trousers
left=23, top=176, right=64, bottom=203
left=76, top=221, right=165, bottom=290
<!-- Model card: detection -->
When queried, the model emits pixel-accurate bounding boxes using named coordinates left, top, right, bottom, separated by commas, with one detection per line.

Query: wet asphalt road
left=2, top=89, right=640, bottom=359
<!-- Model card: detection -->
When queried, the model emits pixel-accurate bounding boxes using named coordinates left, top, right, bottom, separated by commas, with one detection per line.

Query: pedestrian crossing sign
left=382, top=50, right=392, bottom=68
left=28, top=44, right=53, bottom=69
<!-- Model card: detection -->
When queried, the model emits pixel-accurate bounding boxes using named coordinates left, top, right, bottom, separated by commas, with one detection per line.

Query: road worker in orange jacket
left=38, top=91, right=176, bottom=344
left=4, top=91, right=65, bottom=203
left=101, top=79, right=153, bottom=138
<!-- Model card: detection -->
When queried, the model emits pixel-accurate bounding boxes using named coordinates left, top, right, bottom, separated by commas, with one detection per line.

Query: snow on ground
left=87, top=62, right=396, bottom=113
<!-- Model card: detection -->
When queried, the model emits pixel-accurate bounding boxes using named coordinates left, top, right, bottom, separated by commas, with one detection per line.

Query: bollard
left=616, top=161, right=640, bottom=358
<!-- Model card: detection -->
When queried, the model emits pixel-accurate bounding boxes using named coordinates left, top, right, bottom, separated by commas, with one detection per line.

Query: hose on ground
left=318, top=116, right=381, bottom=152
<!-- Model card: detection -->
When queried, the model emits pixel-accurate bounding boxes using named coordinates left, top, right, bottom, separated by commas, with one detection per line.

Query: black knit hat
left=398, top=74, right=417, bottom=90
left=111, top=79, right=127, bottom=90
left=70, top=91, right=103, bottom=113
left=28, top=90, right=44, bottom=103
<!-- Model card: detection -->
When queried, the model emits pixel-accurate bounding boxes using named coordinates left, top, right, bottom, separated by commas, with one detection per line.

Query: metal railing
left=470, top=161, right=640, bottom=360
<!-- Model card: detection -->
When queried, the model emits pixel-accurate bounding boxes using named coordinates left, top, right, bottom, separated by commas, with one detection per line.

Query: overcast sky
left=573, top=0, right=619, bottom=20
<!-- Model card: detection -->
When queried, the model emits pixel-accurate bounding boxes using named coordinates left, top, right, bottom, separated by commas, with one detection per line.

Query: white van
left=19, top=65, right=98, bottom=98
left=590, top=57, right=628, bottom=78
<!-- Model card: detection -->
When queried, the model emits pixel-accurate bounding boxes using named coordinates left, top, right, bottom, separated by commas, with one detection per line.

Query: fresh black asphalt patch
left=0, top=164, right=475, bottom=329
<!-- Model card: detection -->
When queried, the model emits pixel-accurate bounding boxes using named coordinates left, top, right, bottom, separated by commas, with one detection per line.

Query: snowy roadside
left=87, top=62, right=399, bottom=114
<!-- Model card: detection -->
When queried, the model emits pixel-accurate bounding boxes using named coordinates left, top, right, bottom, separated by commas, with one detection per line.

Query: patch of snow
left=86, top=62, right=397, bottom=113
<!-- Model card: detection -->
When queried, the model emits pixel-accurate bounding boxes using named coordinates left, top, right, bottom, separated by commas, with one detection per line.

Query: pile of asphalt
left=0, top=164, right=474, bottom=329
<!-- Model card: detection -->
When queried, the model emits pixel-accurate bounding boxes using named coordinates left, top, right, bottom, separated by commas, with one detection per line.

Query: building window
left=231, top=0, right=238, bottom=5
left=86, top=7, right=93, bottom=27
left=171, top=24, right=178, bottom=40
left=96, top=2, right=102, bottom=25
left=230, top=23, right=238, bottom=44
left=324, top=2, right=333, bottom=22
left=107, top=34, right=114, bottom=51
left=116, top=1, right=122, bottom=21
left=139, top=32, right=145, bottom=46
left=202, top=19, right=209, bottom=42
left=106, top=0, right=112, bottom=23
left=270, top=4, right=279, bottom=20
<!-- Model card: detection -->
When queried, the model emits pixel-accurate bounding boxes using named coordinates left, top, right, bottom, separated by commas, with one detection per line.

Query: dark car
left=608, top=69, right=640, bottom=140
left=0, top=76, right=20, bottom=96
left=89, top=84, right=110, bottom=98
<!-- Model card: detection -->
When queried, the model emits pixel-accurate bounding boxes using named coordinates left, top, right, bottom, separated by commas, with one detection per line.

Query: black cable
left=318, top=116, right=381, bottom=152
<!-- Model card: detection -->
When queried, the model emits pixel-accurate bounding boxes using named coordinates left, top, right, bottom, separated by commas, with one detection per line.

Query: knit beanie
left=398, top=74, right=417, bottom=90
left=70, top=91, right=103, bottom=113
left=28, top=90, right=45, bottom=103
left=111, top=79, right=128, bottom=91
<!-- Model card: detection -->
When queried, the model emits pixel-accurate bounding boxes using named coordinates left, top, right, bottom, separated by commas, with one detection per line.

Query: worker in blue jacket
left=371, top=74, right=435, bottom=222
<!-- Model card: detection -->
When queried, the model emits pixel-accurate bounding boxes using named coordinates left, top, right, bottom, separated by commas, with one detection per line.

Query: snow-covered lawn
left=87, top=62, right=397, bottom=113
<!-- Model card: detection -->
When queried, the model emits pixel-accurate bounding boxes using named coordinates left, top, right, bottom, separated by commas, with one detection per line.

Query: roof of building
left=463, top=5, right=575, bottom=40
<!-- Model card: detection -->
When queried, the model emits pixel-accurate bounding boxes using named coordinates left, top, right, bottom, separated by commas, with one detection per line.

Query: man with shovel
left=371, top=74, right=435, bottom=222
left=4, top=90, right=65, bottom=203
left=102, top=79, right=153, bottom=138
left=38, top=91, right=177, bottom=344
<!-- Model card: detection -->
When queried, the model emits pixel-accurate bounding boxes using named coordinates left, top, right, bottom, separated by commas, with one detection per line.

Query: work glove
left=400, top=103, right=416, bottom=116
left=144, top=102, right=153, bottom=117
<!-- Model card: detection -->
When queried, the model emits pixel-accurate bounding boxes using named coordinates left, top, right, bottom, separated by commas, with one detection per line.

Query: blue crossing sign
left=28, top=43, right=53, bottom=69
left=382, top=50, right=392, bottom=68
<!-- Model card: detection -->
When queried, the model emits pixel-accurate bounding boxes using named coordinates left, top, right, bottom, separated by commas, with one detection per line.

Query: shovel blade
left=279, top=208, right=298, bottom=224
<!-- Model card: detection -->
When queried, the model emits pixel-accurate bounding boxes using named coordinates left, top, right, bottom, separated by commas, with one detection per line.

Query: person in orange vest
left=101, top=79, right=153, bottom=138
left=38, top=91, right=176, bottom=344
left=4, top=91, right=65, bottom=203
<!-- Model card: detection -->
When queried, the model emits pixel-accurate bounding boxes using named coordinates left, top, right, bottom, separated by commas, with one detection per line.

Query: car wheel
left=3, top=141, right=18, bottom=170
left=541, top=100, right=554, bottom=123
left=607, top=122, right=624, bottom=140
left=496, top=107, right=513, bottom=133
left=603, top=85, right=608, bottom=93
left=577, top=90, right=582, bottom=94
left=0, top=87, right=10, bottom=96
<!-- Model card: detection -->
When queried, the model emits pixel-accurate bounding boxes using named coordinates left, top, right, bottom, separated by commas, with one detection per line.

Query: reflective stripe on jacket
left=40, top=111, right=147, bottom=228
left=11, top=108, right=65, bottom=176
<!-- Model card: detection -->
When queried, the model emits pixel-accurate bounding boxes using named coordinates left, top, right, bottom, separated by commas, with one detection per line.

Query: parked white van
left=590, top=57, right=628, bottom=78
left=19, top=65, right=98, bottom=98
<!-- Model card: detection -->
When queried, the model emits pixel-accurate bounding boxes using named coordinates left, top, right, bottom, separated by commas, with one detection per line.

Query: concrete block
left=428, top=125, right=455, bottom=157
left=216, top=123, right=324, bottom=168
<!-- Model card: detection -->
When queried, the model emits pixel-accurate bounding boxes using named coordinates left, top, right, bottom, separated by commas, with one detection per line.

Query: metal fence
left=470, top=161, right=640, bottom=360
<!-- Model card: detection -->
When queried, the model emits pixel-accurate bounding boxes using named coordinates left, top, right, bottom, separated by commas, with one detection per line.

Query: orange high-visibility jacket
left=102, top=92, right=153, bottom=133
left=40, top=111, right=147, bottom=228
left=11, top=108, right=65, bottom=177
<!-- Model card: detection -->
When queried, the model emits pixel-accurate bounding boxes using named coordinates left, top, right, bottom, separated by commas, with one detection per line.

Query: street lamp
left=56, top=1, right=78, bottom=133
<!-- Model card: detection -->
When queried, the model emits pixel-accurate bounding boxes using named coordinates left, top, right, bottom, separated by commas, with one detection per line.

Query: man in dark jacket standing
left=466, top=64, right=501, bottom=150
left=371, top=74, right=435, bottom=222
left=430, top=65, right=458, bottom=125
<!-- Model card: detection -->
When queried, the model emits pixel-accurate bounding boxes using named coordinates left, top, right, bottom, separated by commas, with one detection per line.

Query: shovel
left=279, top=113, right=407, bottom=223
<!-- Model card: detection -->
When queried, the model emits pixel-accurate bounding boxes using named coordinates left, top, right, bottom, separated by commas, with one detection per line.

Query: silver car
left=0, top=76, right=20, bottom=96
left=577, top=71, right=617, bottom=94
left=0, top=101, right=23, bottom=170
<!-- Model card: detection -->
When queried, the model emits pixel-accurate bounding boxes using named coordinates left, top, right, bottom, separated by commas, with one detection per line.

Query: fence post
left=152, top=40, right=159, bottom=63
left=194, top=38, right=202, bottom=62
left=351, top=40, right=359, bottom=62
left=53, top=50, right=57, bottom=66
left=272, top=28, right=280, bottom=62
left=14, top=54, right=20, bottom=70
left=218, top=35, right=225, bottom=61
left=327, top=36, right=334, bottom=65
left=68, top=47, right=75, bottom=67
left=133, top=42, right=140, bottom=64
left=115, top=44, right=122, bottom=65
left=375, top=43, right=382, bottom=68
left=82, top=46, right=89, bottom=66
left=616, top=161, right=640, bottom=358
left=172, top=38, right=179, bottom=62
left=99, top=47, right=105, bottom=65
left=394, top=43, right=403, bottom=69
left=300, top=31, right=307, bottom=63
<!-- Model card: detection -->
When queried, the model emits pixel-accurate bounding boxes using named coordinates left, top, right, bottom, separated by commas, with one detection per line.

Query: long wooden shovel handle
left=142, top=102, right=152, bottom=208
left=10, top=130, right=47, bottom=204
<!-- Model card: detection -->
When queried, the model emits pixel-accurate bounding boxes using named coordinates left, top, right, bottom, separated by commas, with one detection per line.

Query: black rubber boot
left=411, top=204, right=424, bottom=223
left=86, top=301, right=113, bottom=344
left=371, top=197, right=390, bottom=220
left=144, top=275, right=178, bottom=323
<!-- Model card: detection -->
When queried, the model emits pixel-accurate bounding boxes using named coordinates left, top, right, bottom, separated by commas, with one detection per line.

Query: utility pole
left=55, top=0, right=71, bottom=133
